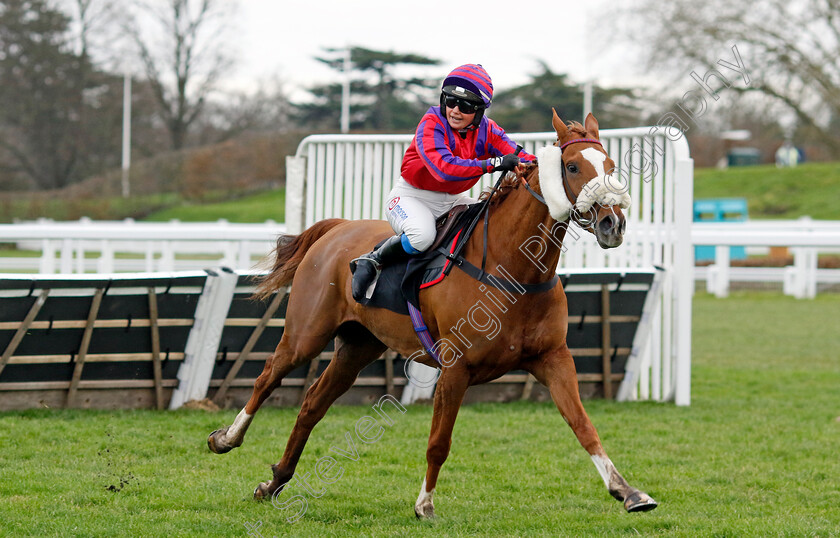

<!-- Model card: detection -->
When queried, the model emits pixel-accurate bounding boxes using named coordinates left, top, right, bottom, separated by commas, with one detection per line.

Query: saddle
left=355, top=203, right=481, bottom=315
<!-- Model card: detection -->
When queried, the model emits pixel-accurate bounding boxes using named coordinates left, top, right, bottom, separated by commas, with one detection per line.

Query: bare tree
left=126, top=0, right=234, bottom=150
left=629, top=0, right=840, bottom=153
left=60, top=0, right=122, bottom=60
left=193, top=80, right=294, bottom=145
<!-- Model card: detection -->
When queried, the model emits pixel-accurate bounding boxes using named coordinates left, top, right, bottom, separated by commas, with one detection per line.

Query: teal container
left=694, top=198, right=748, bottom=261
left=727, top=148, right=761, bottom=166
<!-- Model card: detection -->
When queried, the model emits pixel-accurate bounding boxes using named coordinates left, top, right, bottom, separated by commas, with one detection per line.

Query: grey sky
left=231, top=0, right=652, bottom=97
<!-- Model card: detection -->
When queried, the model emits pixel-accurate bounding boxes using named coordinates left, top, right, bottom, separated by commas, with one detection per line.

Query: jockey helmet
left=440, top=64, right=493, bottom=129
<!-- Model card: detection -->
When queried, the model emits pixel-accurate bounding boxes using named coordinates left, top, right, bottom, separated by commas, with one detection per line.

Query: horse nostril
left=599, top=214, right=618, bottom=235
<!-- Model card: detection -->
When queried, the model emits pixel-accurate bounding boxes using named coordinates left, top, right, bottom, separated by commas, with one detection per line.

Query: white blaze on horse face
left=226, top=408, right=253, bottom=443
left=535, top=145, right=573, bottom=221
left=575, top=148, right=632, bottom=214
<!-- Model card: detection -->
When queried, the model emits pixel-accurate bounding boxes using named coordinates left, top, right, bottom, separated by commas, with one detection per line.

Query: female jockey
left=351, top=64, right=536, bottom=301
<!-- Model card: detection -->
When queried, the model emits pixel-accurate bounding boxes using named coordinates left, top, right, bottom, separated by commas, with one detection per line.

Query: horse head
left=535, top=109, right=631, bottom=248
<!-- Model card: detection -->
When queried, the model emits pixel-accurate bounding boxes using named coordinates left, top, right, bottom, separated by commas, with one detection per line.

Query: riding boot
left=351, top=235, right=411, bottom=301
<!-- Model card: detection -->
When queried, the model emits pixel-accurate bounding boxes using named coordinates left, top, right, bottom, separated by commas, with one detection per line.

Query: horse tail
left=254, top=218, right=346, bottom=300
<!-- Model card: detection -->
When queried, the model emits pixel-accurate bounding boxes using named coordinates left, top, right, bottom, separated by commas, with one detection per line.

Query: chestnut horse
left=207, top=110, right=657, bottom=517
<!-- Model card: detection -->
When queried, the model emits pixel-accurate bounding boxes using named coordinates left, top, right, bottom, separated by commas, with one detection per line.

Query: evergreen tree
left=0, top=0, right=90, bottom=188
left=490, top=62, right=641, bottom=132
left=294, top=47, right=440, bottom=132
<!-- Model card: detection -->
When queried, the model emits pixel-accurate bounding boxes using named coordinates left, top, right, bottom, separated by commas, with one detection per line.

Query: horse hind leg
left=207, top=331, right=331, bottom=454
left=527, top=345, right=657, bottom=512
left=253, top=324, right=386, bottom=500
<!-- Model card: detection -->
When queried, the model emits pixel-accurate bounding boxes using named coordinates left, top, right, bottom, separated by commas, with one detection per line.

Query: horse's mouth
left=594, top=213, right=626, bottom=249
left=596, top=233, right=624, bottom=249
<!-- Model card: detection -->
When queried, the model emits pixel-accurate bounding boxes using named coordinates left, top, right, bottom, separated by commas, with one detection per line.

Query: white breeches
left=385, top=177, right=476, bottom=253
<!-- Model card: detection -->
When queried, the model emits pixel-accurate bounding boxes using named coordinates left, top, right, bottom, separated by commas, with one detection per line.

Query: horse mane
left=478, top=162, right=540, bottom=206
left=565, top=121, right=588, bottom=139
left=478, top=121, right=587, bottom=205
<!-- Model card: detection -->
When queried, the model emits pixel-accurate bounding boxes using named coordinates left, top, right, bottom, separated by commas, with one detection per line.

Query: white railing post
left=286, top=155, right=306, bottom=235
left=60, top=239, right=73, bottom=273
left=39, top=239, right=55, bottom=274
left=97, top=240, right=114, bottom=273
left=237, top=241, right=251, bottom=269
left=159, top=241, right=175, bottom=271
left=790, top=246, right=818, bottom=299
left=713, top=245, right=730, bottom=298
left=144, top=243, right=155, bottom=272
left=673, top=156, right=694, bottom=406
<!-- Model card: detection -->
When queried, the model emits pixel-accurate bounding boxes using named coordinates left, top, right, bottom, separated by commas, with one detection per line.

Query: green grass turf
left=138, top=161, right=838, bottom=223
left=694, top=161, right=840, bottom=220
left=1, top=292, right=838, bottom=537
left=142, top=189, right=285, bottom=223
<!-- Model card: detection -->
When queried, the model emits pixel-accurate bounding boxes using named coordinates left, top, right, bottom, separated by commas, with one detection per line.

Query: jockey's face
left=445, top=104, right=475, bottom=131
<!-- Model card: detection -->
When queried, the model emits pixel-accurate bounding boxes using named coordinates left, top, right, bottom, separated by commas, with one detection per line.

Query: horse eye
left=567, top=163, right=578, bottom=174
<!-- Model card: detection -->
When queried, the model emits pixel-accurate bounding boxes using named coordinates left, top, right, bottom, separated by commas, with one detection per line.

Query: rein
left=441, top=145, right=559, bottom=295
left=520, top=137, right=605, bottom=208
left=441, top=137, right=607, bottom=295
left=558, top=138, right=602, bottom=206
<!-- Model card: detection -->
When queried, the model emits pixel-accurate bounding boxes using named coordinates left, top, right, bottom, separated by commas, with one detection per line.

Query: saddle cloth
left=354, top=203, right=484, bottom=315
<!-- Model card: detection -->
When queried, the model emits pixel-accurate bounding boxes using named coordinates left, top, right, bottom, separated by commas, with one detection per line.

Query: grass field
left=142, top=190, right=286, bottom=223
left=3, top=161, right=837, bottom=224
left=138, top=161, right=839, bottom=222
left=136, top=161, right=840, bottom=223
left=694, top=161, right=840, bottom=220
left=1, top=292, right=838, bottom=537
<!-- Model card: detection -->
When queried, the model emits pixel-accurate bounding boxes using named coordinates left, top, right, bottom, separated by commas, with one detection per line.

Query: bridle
left=520, top=137, right=605, bottom=227
left=444, top=137, right=609, bottom=287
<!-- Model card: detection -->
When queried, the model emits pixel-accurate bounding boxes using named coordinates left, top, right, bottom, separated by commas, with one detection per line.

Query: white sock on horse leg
left=226, top=408, right=253, bottom=443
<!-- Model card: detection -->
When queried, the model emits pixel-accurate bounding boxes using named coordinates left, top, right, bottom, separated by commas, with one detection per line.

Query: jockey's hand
left=487, top=153, right=521, bottom=173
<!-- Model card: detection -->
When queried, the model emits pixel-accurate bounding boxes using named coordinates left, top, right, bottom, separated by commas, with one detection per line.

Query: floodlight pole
left=121, top=70, right=132, bottom=198
left=583, top=79, right=593, bottom=121
left=341, top=47, right=351, bottom=133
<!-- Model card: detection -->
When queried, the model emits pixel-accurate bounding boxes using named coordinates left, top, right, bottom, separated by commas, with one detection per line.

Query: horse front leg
left=415, top=367, right=469, bottom=519
left=527, top=345, right=657, bottom=512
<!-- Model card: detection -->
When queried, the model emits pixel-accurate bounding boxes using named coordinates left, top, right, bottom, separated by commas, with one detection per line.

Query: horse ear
left=584, top=112, right=600, bottom=139
left=552, top=108, right=568, bottom=140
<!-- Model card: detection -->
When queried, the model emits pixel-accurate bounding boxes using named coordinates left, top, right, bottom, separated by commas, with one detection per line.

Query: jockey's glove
left=486, top=153, right=521, bottom=173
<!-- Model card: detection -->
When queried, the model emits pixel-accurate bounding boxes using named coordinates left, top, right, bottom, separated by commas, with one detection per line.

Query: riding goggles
left=443, top=95, right=483, bottom=114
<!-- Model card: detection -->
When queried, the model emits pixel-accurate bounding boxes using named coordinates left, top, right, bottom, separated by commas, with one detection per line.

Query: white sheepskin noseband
left=535, top=144, right=632, bottom=222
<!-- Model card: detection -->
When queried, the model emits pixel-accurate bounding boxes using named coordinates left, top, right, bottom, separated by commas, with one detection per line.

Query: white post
left=285, top=155, right=307, bottom=234
left=169, top=268, right=239, bottom=409
left=60, top=239, right=73, bottom=274
left=673, top=158, right=694, bottom=406
left=341, top=47, right=351, bottom=134
left=121, top=71, right=132, bottom=198
left=805, top=248, right=818, bottom=298
left=583, top=80, right=593, bottom=120
left=97, top=240, right=114, bottom=274
left=39, top=239, right=56, bottom=274
left=713, top=245, right=730, bottom=298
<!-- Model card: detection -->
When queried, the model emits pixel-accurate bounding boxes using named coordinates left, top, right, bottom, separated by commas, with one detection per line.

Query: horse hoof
left=207, top=428, right=235, bottom=454
left=414, top=501, right=435, bottom=519
left=253, top=482, right=272, bottom=500
left=624, top=489, right=657, bottom=512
